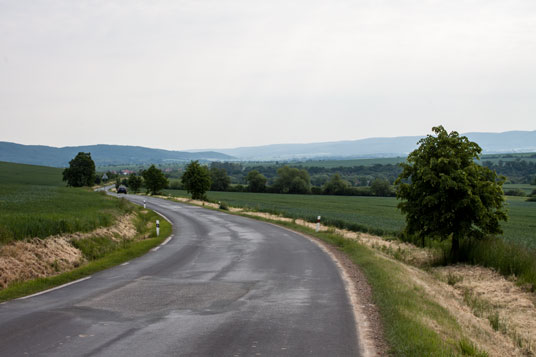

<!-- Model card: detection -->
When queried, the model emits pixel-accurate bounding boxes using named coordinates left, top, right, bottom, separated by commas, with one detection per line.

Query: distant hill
left=0, top=142, right=235, bottom=168
left=198, top=130, right=536, bottom=161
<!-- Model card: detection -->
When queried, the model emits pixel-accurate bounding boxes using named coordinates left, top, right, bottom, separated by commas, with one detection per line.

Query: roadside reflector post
left=156, top=220, right=160, bottom=236
left=316, top=216, right=321, bottom=232
left=143, top=200, right=146, bottom=209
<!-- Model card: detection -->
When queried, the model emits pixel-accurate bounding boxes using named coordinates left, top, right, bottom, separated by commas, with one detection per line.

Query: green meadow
left=0, top=161, right=131, bottom=244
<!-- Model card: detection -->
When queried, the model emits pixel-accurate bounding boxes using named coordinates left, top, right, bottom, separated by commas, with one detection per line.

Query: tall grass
left=458, top=238, right=536, bottom=291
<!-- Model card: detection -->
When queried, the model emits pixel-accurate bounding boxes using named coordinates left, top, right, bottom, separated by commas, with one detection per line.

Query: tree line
left=168, top=163, right=394, bottom=197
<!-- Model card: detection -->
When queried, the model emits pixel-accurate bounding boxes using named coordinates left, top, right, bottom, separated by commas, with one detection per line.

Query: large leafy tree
left=246, top=170, right=267, bottom=192
left=182, top=160, right=211, bottom=200
left=142, top=165, right=168, bottom=195
left=395, top=126, right=507, bottom=255
left=370, top=177, right=392, bottom=197
left=274, top=166, right=311, bottom=194
left=210, top=167, right=231, bottom=191
left=62, top=152, right=96, bottom=187
left=323, top=173, right=350, bottom=195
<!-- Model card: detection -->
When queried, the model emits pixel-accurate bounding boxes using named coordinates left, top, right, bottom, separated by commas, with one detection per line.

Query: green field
left=166, top=189, right=536, bottom=249
left=0, top=161, right=131, bottom=244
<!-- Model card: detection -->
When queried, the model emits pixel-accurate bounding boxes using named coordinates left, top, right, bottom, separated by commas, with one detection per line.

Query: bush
left=168, top=180, right=183, bottom=190
left=311, top=186, right=323, bottom=195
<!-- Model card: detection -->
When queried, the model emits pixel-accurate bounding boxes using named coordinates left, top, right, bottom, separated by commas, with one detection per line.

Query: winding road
left=0, top=193, right=360, bottom=356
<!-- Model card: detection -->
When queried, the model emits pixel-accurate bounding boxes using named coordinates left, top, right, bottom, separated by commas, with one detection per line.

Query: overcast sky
left=1, top=0, right=535, bottom=151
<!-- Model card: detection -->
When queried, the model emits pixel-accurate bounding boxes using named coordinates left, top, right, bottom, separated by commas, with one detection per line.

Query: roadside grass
left=0, top=208, right=171, bottom=302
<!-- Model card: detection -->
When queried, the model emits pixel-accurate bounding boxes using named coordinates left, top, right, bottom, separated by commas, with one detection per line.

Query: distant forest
left=210, top=159, right=536, bottom=186
left=482, top=159, right=536, bottom=184
left=105, top=153, right=536, bottom=197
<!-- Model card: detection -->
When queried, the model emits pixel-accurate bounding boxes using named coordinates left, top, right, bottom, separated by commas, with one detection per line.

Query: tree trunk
left=451, top=235, right=459, bottom=259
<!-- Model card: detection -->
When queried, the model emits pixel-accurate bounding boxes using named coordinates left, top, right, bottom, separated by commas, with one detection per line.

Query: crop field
left=166, top=189, right=536, bottom=249
left=503, top=196, right=536, bottom=249
left=166, top=189, right=406, bottom=235
left=0, top=162, right=132, bottom=244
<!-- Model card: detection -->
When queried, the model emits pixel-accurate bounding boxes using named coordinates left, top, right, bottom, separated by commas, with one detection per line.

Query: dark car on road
left=117, top=185, right=127, bottom=194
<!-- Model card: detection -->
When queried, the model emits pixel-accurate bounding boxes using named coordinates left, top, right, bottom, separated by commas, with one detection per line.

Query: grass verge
left=0, top=208, right=171, bottom=302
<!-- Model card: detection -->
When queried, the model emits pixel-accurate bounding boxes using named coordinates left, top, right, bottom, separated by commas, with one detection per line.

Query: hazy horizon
left=1, top=1, right=535, bottom=151
left=2, top=128, right=535, bottom=152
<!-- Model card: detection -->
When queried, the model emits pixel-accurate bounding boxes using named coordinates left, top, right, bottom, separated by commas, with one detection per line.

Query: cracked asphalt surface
left=0, top=193, right=360, bottom=356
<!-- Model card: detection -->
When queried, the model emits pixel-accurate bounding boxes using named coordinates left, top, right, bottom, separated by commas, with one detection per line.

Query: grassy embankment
left=0, top=161, right=171, bottom=301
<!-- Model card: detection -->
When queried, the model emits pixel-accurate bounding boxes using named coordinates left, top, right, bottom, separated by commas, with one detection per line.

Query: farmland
left=165, top=189, right=536, bottom=250
left=0, top=161, right=131, bottom=244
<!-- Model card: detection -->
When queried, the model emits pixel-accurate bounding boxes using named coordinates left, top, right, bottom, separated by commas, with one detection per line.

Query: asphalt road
left=0, top=193, right=360, bottom=356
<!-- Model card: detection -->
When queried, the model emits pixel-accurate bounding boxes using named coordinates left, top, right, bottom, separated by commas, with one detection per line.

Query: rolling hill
left=197, top=130, right=536, bottom=161
left=0, top=142, right=234, bottom=167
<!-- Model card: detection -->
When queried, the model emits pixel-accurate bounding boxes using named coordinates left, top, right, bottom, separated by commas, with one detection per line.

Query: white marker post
left=316, top=216, right=321, bottom=232
left=156, top=220, right=160, bottom=236
left=143, top=200, right=146, bottom=209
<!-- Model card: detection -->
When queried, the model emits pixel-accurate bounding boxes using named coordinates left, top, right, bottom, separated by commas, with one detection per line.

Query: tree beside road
left=182, top=160, right=211, bottom=200
left=142, top=165, right=168, bottom=195
left=395, top=126, right=507, bottom=255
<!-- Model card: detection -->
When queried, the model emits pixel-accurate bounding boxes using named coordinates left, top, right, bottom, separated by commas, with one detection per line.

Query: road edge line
left=17, top=276, right=92, bottom=300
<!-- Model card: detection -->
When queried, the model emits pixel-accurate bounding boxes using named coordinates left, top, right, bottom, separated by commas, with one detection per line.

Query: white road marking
left=120, top=262, right=129, bottom=266
left=17, top=276, right=92, bottom=300
left=151, top=234, right=173, bottom=252
left=161, top=235, right=173, bottom=246
left=154, top=210, right=173, bottom=225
